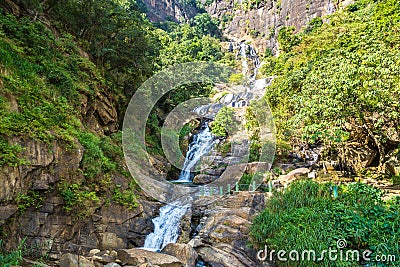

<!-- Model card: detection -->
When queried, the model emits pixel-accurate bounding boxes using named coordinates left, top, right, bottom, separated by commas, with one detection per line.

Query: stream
left=143, top=41, right=264, bottom=254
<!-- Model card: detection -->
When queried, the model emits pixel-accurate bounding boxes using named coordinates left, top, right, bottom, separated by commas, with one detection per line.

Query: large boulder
left=191, top=192, right=271, bottom=267
left=162, top=243, right=198, bottom=267
left=117, top=248, right=182, bottom=267
left=59, top=253, right=95, bottom=267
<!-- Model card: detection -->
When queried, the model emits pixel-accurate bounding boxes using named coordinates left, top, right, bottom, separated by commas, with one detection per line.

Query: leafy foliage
left=263, top=0, right=400, bottom=168
left=59, top=182, right=100, bottom=216
left=113, top=182, right=138, bottom=209
left=78, top=132, right=116, bottom=179
left=211, top=106, right=235, bottom=137
left=16, top=190, right=44, bottom=213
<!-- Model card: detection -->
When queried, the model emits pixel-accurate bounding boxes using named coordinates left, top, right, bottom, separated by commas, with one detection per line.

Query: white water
left=143, top=43, right=266, bottom=254
left=177, top=122, right=216, bottom=182
left=143, top=122, right=216, bottom=251
left=238, top=42, right=261, bottom=80
left=143, top=202, right=188, bottom=251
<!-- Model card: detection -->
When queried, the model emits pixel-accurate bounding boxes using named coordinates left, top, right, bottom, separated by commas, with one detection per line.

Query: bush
left=211, top=106, right=236, bottom=137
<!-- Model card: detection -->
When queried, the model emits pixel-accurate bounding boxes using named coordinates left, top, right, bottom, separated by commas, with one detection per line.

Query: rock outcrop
left=189, top=192, right=272, bottom=267
left=206, top=0, right=342, bottom=53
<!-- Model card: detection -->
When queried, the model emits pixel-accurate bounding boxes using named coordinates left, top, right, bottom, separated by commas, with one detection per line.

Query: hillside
left=0, top=0, right=399, bottom=266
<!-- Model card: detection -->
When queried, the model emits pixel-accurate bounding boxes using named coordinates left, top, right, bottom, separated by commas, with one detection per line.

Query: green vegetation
left=238, top=173, right=253, bottom=190
left=16, top=190, right=44, bottom=213
left=0, top=239, right=24, bottom=267
left=191, top=13, right=221, bottom=37
left=78, top=132, right=116, bottom=179
left=113, top=182, right=138, bottom=209
left=251, top=180, right=400, bottom=266
left=59, top=182, right=100, bottom=217
left=211, top=106, right=236, bottom=137
left=262, top=0, right=400, bottom=170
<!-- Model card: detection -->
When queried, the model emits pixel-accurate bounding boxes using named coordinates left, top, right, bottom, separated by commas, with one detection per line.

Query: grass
left=250, top=180, right=400, bottom=266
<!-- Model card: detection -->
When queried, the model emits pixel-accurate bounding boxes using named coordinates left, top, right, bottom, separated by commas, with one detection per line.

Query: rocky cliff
left=145, top=0, right=353, bottom=53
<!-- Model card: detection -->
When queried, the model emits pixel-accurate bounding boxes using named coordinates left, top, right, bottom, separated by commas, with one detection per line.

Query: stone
left=89, top=249, right=101, bottom=256
left=278, top=167, right=310, bottom=187
left=193, top=174, right=218, bottom=184
left=118, top=248, right=182, bottom=267
left=192, top=192, right=269, bottom=267
left=162, top=243, right=198, bottom=267
left=104, top=263, right=121, bottom=267
left=203, top=167, right=226, bottom=176
left=100, top=233, right=125, bottom=250
left=59, top=253, right=95, bottom=267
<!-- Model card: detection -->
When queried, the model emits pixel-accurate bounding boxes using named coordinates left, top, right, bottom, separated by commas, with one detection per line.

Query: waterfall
left=143, top=202, right=188, bottom=251
left=143, top=122, right=216, bottom=251
left=327, top=0, right=336, bottom=14
left=237, top=42, right=261, bottom=80
left=177, top=122, right=216, bottom=182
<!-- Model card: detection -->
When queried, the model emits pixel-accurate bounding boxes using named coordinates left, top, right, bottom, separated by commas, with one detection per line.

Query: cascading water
left=238, top=42, right=261, bottom=80
left=143, top=202, right=188, bottom=251
left=143, top=43, right=268, bottom=255
left=143, top=122, right=216, bottom=251
left=177, top=122, right=216, bottom=182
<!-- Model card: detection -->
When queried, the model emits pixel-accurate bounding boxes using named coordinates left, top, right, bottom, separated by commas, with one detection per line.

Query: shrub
left=211, top=106, right=236, bottom=137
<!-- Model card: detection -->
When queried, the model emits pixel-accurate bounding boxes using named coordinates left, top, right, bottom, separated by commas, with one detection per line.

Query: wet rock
left=118, top=248, right=182, bottom=267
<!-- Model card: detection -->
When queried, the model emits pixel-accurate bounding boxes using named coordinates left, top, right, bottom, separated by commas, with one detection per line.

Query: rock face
left=189, top=192, right=272, bottom=267
left=1, top=195, right=160, bottom=259
left=141, top=0, right=198, bottom=22
left=142, top=0, right=353, bottom=53
left=206, top=0, right=342, bottom=53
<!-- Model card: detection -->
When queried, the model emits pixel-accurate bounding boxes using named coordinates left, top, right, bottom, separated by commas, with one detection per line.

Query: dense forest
left=0, top=0, right=399, bottom=266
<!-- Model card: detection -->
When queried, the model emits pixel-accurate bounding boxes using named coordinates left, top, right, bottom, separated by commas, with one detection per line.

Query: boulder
left=278, top=167, right=310, bottom=187
left=203, top=167, right=226, bottom=176
left=162, top=243, right=198, bottom=267
left=99, top=233, right=125, bottom=250
left=59, top=253, right=95, bottom=267
left=117, top=248, right=182, bottom=267
left=191, top=192, right=270, bottom=267
left=193, top=174, right=218, bottom=184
